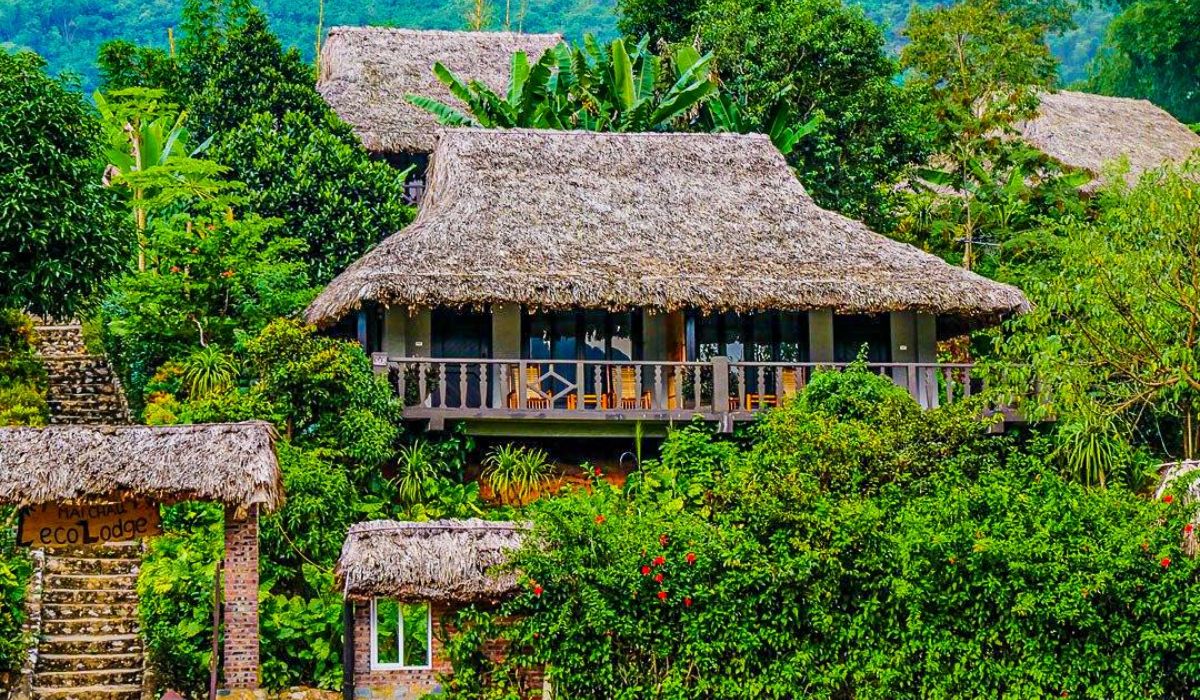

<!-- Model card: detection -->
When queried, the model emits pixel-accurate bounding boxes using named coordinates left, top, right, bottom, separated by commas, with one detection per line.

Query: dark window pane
left=722, top=312, right=745, bottom=362
left=526, top=312, right=552, bottom=360
left=778, top=311, right=809, bottom=362
left=583, top=310, right=607, bottom=361
left=751, top=313, right=775, bottom=362
left=609, top=312, right=634, bottom=362
left=834, top=314, right=891, bottom=363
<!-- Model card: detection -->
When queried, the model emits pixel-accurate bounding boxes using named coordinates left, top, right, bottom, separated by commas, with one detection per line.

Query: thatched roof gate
left=0, top=421, right=283, bottom=514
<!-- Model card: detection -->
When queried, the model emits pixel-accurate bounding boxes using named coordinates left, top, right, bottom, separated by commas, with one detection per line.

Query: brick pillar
left=222, top=506, right=260, bottom=691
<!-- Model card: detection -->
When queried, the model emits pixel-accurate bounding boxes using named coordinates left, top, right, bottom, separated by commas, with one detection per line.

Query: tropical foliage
left=0, top=50, right=129, bottom=318
left=440, top=368, right=1200, bottom=699
left=409, top=36, right=717, bottom=132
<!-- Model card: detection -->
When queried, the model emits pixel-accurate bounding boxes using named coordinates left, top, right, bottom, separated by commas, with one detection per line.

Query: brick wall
left=350, top=601, right=546, bottom=699
left=223, top=508, right=260, bottom=690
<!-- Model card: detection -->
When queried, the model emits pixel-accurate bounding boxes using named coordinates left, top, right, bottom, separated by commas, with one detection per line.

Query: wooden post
left=342, top=601, right=355, bottom=700
left=712, top=356, right=729, bottom=415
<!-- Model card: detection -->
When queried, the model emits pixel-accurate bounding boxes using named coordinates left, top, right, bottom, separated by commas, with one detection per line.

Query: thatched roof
left=306, top=129, right=1029, bottom=326
left=0, top=422, right=283, bottom=513
left=318, top=27, right=564, bottom=154
left=1017, top=91, right=1200, bottom=185
left=337, top=519, right=526, bottom=602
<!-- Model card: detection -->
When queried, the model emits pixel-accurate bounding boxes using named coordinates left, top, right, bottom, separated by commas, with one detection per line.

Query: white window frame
left=370, top=597, right=433, bottom=671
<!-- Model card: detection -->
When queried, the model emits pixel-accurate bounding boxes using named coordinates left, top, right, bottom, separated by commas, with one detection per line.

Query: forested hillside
left=1, top=0, right=1110, bottom=92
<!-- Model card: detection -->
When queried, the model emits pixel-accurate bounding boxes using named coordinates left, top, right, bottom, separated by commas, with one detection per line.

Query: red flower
left=220, top=270, right=234, bottom=278
left=1161, top=557, right=1172, bottom=568
left=652, top=556, right=665, bottom=567
left=1164, top=494, right=1175, bottom=504
left=657, top=590, right=668, bottom=600
left=641, top=565, right=651, bottom=576
left=659, top=534, right=669, bottom=547
left=595, top=514, right=606, bottom=525
left=654, top=573, right=664, bottom=583
left=533, top=585, right=544, bottom=596
left=684, top=597, right=693, bottom=607
left=1186, top=523, right=1195, bottom=534
left=594, top=466, right=602, bottom=476
left=686, top=552, right=696, bottom=565
left=170, top=265, right=181, bottom=273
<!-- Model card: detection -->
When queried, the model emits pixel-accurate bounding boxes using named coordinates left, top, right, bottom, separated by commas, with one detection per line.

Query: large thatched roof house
left=306, top=128, right=1027, bottom=436
left=308, top=129, right=1026, bottom=325
left=318, top=27, right=563, bottom=155
left=1017, top=90, right=1200, bottom=185
left=337, top=520, right=537, bottom=698
left=0, top=421, right=283, bottom=513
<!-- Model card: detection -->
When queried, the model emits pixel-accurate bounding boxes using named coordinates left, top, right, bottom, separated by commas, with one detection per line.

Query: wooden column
left=222, top=506, right=260, bottom=691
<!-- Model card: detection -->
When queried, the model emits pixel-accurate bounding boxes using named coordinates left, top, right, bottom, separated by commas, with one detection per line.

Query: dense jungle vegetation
left=2, top=0, right=1200, bottom=695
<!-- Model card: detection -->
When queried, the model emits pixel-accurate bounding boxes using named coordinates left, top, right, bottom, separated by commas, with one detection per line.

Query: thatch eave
left=337, top=519, right=527, bottom=603
left=0, top=422, right=283, bottom=513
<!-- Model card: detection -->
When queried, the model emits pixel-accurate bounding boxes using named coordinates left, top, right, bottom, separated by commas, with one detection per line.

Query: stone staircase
left=32, top=324, right=129, bottom=426
left=28, top=542, right=145, bottom=700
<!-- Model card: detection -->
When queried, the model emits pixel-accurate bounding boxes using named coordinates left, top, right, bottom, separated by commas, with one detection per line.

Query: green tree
left=997, top=161, right=1200, bottom=461
left=101, top=203, right=315, bottom=409
left=1086, top=0, right=1200, bottom=124
left=0, top=50, right=129, bottom=317
left=896, top=0, right=1074, bottom=272
left=697, top=0, right=927, bottom=223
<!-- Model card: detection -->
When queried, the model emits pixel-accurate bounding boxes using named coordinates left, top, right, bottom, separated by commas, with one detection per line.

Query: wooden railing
left=372, top=355, right=984, bottom=419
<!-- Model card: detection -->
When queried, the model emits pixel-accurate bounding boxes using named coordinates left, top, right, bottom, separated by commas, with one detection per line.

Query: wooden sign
left=18, top=500, right=161, bottom=548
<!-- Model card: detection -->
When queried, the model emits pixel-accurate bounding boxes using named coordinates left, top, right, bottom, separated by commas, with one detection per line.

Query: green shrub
left=440, top=366, right=1199, bottom=699
left=138, top=503, right=224, bottom=696
left=0, top=512, right=32, bottom=674
left=482, top=444, right=554, bottom=505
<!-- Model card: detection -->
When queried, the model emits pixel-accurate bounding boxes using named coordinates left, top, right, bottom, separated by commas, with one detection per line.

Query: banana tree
left=703, top=90, right=822, bottom=156
left=408, top=34, right=718, bottom=133
left=95, top=87, right=228, bottom=270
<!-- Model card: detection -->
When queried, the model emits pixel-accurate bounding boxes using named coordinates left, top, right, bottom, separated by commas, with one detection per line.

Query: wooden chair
left=507, top=364, right=550, bottom=409
left=618, top=367, right=652, bottom=410
left=744, top=367, right=800, bottom=410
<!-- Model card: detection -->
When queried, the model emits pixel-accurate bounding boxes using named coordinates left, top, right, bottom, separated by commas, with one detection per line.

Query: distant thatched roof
left=0, top=422, right=283, bottom=513
left=306, top=129, right=1029, bottom=327
left=1017, top=91, right=1200, bottom=185
left=337, top=519, right=526, bottom=602
left=318, top=27, right=564, bottom=154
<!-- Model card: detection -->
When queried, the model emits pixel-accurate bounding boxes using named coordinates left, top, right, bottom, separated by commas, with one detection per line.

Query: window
left=687, top=312, right=809, bottom=362
left=833, top=314, right=892, bottom=363
left=371, top=598, right=431, bottom=670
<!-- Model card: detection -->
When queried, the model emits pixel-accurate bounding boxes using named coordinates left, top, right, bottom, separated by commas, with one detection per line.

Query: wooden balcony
left=372, top=355, right=989, bottom=436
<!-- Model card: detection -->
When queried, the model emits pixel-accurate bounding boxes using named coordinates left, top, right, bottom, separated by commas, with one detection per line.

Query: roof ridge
left=327, top=26, right=563, bottom=39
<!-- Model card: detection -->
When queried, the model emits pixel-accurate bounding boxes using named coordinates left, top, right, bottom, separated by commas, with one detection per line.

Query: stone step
left=31, top=684, right=142, bottom=700
left=43, top=589, right=138, bottom=606
left=43, top=543, right=140, bottom=559
left=42, top=617, right=138, bottom=637
left=33, top=668, right=142, bottom=689
left=43, top=573, right=138, bottom=591
left=36, top=653, right=142, bottom=674
left=43, top=603, right=138, bottom=621
left=45, top=557, right=140, bottom=576
left=39, top=635, right=141, bottom=657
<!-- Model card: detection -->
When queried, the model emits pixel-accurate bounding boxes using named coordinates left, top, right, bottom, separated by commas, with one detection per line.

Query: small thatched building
left=318, top=27, right=564, bottom=155
left=0, top=421, right=283, bottom=513
left=307, top=129, right=1028, bottom=327
left=337, top=520, right=538, bottom=698
left=1017, top=90, right=1200, bottom=186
